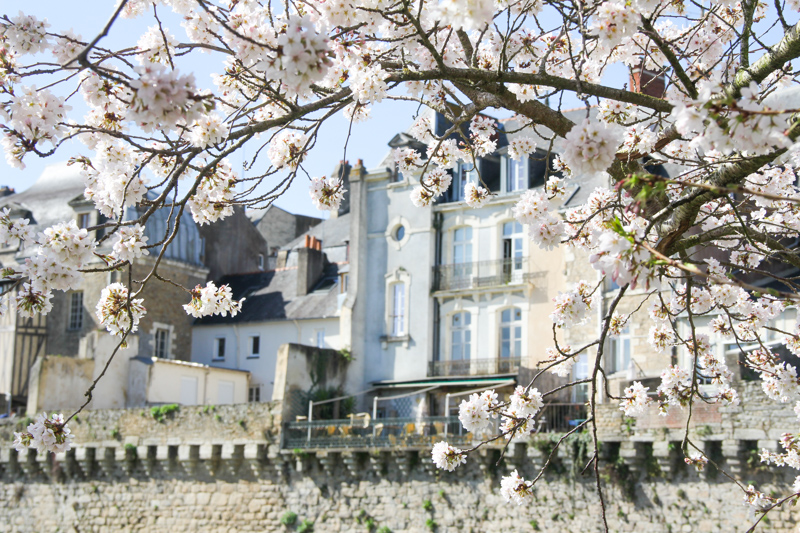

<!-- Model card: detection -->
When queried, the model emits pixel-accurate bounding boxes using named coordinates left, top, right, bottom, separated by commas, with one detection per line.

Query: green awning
left=371, top=377, right=517, bottom=389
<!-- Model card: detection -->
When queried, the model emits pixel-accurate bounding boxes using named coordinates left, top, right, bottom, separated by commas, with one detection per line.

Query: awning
left=371, top=376, right=518, bottom=389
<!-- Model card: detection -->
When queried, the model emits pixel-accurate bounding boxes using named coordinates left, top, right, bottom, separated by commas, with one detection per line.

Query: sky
left=1, top=1, right=425, bottom=218
left=1, top=1, right=659, bottom=218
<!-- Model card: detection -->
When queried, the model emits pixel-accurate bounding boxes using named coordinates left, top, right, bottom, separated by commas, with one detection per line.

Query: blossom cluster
left=309, top=176, right=346, bottom=212
left=458, top=389, right=499, bottom=434
left=431, top=441, right=467, bottom=472
left=95, top=283, right=147, bottom=336
left=13, top=412, right=73, bottom=454
left=183, top=282, right=245, bottom=318
left=513, top=189, right=564, bottom=250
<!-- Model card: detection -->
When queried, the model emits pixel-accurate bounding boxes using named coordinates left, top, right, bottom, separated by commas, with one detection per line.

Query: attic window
left=77, top=212, right=91, bottom=229
left=312, top=277, right=337, bottom=293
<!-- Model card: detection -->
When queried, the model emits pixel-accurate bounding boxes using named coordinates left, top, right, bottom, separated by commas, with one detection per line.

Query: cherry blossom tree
left=4, top=0, right=800, bottom=529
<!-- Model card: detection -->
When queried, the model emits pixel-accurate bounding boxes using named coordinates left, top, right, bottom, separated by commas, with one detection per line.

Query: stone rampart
left=1, top=399, right=799, bottom=532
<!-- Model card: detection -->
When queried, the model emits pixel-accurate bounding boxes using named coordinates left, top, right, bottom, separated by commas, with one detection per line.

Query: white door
left=218, top=380, right=234, bottom=405
left=180, top=376, right=198, bottom=405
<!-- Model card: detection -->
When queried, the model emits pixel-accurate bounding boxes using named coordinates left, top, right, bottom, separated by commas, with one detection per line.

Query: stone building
left=0, top=162, right=261, bottom=411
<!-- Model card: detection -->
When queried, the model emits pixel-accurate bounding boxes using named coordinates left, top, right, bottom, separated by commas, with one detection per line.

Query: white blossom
left=431, top=441, right=467, bottom=471
left=95, top=283, right=146, bottom=336
left=183, top=282, right=244, bottom=318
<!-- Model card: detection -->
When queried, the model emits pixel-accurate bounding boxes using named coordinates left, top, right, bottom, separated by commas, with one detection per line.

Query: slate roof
left=0, top=161, right=86, bottom=230
left=194, top=261, right=343, bottom=325
left=282, top=212, right=351, bottom=251
left=0, top=162, right=205, bottom=266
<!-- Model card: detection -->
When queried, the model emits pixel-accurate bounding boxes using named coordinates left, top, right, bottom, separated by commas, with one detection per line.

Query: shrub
left=150, top=404, right=179, bottom=422
left=280, top=511, right=297, bottom=526
left=297, top=519, right=314, bottom=532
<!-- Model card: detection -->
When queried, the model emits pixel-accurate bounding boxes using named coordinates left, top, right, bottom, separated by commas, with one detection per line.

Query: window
left=257, top=254, right=264, bottom=270
left=451, top=312, right=471, bottom=360
left=68, top=291, right=83, bottom=330
left=249, top=385, right=261, bottom=403
left=453, top=227, right=473, bottom=264
left=507, top=156, right=528, bottom=192
left=573, top=353, right=590, bottom=403
left=502, top=221, right=524, bottom=282
left=391, top=162, right=404, bottom=183
left=609, top=326, right=631, bottom=374
left=500, top=307, right=522, bottom=359
left=394, top=225, right=405, bottom=241
left=249, top=336, right=260, bottom=358
left=154, top=328, right=170, bottom=359
left=391, top=282, right=406, bottom=336
left=316, top=329, right=325, bottom=348
left=214, top=337, right=226, bottom=360
left=340, top=273, right=349, bottom=294
left=454, top=162, right=476, bottom=201
left=77, top=212, right=91, bottom=229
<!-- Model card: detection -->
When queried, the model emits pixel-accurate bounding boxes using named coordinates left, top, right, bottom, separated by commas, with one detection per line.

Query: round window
left=395, top=225, right=406, bottom=241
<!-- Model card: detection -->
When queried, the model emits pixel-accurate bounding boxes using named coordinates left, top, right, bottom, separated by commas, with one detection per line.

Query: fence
left=285, top=403, right=588, bottom=449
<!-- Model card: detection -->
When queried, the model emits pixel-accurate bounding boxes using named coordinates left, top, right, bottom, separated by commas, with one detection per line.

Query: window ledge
left=380, top=334, right=410, bottom=349
left=211, top=358, right=225, bottom=363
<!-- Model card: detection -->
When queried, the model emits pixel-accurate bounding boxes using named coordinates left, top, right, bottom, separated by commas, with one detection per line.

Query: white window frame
left=149, top=322, right=175, bottom=360
left=154, top=328, right=170, bottom=359
left=506, top=155, right=528, bottom=192
left=499, top=307, right=522, bottom=359
left=67, top=291, right=83, bottom=331
left=249, top=384, right=262, bottom=403
left=608, top=325, right=632, bottom=375
left=450, top=311, right=471, bottom=361
left=214, top=337, right=226, bottom=361
left=248, top=335, right=260, bottom=358
left=385, top=269, right=411, bottom=339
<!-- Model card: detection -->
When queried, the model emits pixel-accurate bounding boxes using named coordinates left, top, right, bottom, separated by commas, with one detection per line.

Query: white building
left=191, top=214, right=349, bottom=403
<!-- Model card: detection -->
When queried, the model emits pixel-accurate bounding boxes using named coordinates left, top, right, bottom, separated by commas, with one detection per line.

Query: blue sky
left=1, top=2, right=425, bottom=218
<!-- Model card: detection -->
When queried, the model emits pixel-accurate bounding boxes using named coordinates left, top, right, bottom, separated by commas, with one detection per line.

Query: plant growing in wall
left=296, top=519, right=314, bottom=533
left=280, top=512, right=297, bottom=526
left=150, top=404, right=179, bottom=423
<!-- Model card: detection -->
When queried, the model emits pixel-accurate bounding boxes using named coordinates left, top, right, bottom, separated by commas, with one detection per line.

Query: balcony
left=432, top=258, right=540, bottom=292
left=284, top=403, right=589, bottom=449
left=428, top=357, right=523, bottom=377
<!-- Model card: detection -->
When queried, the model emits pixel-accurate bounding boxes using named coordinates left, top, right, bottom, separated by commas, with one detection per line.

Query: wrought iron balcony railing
left=284, top=404, right=589, bottom=449
left=433, top=258, right=539, bottom=291
left=284, top=416, right=468, bottom=449
left=428, top=357, right=523, bottom=377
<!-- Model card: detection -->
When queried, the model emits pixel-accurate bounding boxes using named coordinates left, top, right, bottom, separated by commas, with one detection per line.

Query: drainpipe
left=432, top=212, right=443, bottom=365
left=233, top=324, right=241, bottom=371
left=203, top=367, right=209, bottom=405
left=293, top=319, right=302, bottom=344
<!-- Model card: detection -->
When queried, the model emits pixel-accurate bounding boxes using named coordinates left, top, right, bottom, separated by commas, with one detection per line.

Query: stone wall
left=1, top=401, right=800, bottom=532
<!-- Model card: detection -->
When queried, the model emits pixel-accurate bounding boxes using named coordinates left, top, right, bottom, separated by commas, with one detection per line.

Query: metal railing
left=433, top=258, right=540, bottom=291
left=284, top=416, right=468, bottom=449
left=537, top=403, right=588, bottom=433
left=284, top=404, right=589, bottom=449
left=428, top=357, right=523, bottom=377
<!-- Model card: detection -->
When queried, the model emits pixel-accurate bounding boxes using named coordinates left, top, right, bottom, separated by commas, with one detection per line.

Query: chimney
left=295, top=239, right=325, bottom=296
left=630, top=64, right=666, bottom=98
left=328, top=160, right=352, bottom=218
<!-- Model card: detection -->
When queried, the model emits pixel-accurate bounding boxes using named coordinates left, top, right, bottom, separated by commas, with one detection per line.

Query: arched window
left=451, top=312, right=471, bottom=361
left=500, top=307, right=522, bottom=359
